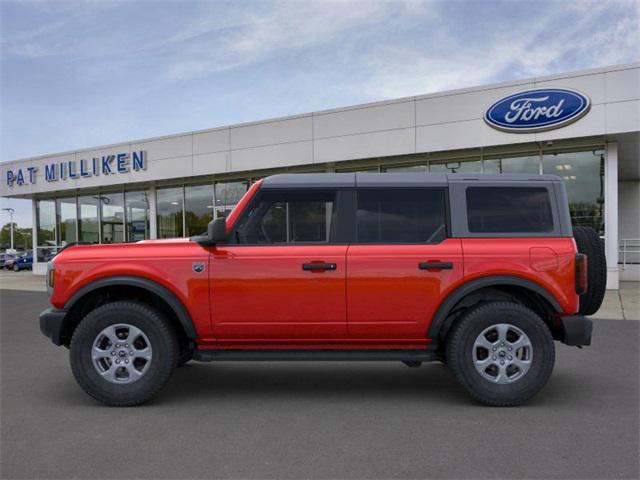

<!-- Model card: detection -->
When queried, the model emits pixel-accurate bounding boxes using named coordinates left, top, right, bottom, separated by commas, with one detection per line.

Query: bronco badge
left=192, top=262, right=205, bottom=273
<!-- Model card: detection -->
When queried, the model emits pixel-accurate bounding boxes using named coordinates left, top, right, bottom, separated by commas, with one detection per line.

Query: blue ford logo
left=484, top=88, right=590, bottom=133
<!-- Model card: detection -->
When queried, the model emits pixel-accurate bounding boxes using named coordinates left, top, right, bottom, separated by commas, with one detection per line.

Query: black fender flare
left=65, top=275, right=197, bottom=339
left=427, top=275, right=563, bottom=342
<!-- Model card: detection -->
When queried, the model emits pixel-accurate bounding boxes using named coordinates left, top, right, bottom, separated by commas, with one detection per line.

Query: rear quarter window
left=466, top=186, right=554, bottom=233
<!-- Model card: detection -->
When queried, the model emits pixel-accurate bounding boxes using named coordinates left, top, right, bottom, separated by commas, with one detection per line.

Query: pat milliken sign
left=5, top=151, right=147, bottom=187
left=484, top=88, right=591, bottom=133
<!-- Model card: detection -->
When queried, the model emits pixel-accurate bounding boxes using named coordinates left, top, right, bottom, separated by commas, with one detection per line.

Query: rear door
left=210, top=188, right=349, bottom=344
left=346, top=188, right=463, bottom=343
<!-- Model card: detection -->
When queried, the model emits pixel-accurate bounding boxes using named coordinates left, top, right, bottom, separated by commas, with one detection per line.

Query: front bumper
left=39, top=308, right=68, bottom=346
left=559, top=315, right=593, bottom=346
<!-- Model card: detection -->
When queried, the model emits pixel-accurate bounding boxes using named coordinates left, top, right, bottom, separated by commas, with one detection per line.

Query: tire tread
left=446, top=301, right=555, bottom=407
left=573, top=226, right=607, bottom=316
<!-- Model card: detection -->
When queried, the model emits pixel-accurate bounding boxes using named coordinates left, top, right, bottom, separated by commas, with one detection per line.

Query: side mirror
left=208, top=217, right=227, bottom=244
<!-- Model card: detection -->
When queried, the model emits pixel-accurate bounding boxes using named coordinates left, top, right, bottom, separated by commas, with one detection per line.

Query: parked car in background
left=12, top=252, right=33, bottom=271
left=0, top=253, right=16, bottom=269
left=3, top=253, right=19, bottom=270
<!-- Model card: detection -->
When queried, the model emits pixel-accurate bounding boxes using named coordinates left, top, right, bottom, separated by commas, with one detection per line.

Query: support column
left=605, top=142, right=619, bottom=290
left=31, top=199, right=42, bottom=275
left=149, top=187, right=157, bottom=239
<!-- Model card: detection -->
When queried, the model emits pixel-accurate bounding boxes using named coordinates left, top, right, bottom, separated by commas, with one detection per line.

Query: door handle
left=302, top=263, right=337, bottom=271
left=419, top=262, right=453, bottom=271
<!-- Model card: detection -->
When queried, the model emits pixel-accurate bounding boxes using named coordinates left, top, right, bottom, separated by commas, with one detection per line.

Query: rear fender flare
left=428, top=276, right=562, bottom=342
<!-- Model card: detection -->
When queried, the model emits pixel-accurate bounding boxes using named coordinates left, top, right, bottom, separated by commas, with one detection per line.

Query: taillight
left=575, top=253, right=588, bottom=295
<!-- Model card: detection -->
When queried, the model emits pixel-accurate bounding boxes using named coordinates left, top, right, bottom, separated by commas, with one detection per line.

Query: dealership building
left=1, top=63, right=638, bottom=287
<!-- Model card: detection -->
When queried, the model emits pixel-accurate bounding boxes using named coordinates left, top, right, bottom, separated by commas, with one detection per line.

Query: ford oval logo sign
left=484, top=88, right=591, bottom=133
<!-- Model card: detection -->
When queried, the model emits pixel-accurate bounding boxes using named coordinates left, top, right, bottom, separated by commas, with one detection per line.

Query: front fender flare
left=65, top=275, right=197, bottom=339
left=427, top=275, right=563, bottom=342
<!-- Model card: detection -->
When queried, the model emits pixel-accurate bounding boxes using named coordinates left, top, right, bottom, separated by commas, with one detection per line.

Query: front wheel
left=446, top=302, right=555, bottom=407
left=13, top=264, right=19, bottom=272
left=70, top=301, right=178, bottom=407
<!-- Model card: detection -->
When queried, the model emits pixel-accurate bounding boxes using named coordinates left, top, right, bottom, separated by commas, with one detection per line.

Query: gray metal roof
left=262, top=173, right=357, bottom=188
left=445, top=173, right=562, bottom=182
left=261, top=172, right=562, bottom=188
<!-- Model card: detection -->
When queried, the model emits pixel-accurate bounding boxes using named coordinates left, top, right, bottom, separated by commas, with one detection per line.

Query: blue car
left=12, top=252, right=33, bottom=271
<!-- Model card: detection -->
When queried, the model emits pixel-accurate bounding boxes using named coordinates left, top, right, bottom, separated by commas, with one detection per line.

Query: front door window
left=233, top=190, right=336, bottom=245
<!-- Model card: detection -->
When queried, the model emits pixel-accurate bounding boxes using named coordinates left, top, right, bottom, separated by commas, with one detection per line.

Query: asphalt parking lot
left=1, top=289, right=638, bottom=479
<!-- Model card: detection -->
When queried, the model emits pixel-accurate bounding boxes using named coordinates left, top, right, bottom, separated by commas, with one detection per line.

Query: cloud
left=163, top=1, right=405, bottom=80
left=350, top=0, right=640, bottom=99
left=3, top=0, right=637, bottom=91
left=1, top=1, right=124, bottom=58
left=1, top=0, right=638, bottom=159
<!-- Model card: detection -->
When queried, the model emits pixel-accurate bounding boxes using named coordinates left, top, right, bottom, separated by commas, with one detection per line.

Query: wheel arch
left=61, top=276, right=196, bottom=346
left=428, top=276, right=562, bottom=344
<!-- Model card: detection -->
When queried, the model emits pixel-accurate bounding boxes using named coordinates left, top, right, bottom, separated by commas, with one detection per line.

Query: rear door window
left=466, top=187, right=554, bottom=233
left=356, top=188, right=447, bottom=243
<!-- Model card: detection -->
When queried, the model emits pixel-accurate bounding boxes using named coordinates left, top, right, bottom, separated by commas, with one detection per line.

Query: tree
left=0, top=223, right=33, bottom=251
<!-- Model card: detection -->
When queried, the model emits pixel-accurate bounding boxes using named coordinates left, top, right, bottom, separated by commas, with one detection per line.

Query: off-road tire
left=70, top=301, right=178, bottom=407
left=446, top=302, right=555, bottom=407
left=572, top=226, right=607, bottom=316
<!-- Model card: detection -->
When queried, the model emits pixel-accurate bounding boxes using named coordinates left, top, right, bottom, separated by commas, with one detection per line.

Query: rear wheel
left=446, top=302, right=555, bottom=407
left=573, top=226, right=607, bottom=315
left=70, top=301, right=178, bottom=407
left=13, top=264, right=19, bottom=272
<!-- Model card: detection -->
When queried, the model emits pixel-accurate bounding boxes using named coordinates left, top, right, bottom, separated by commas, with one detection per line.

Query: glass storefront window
left=157, top=187, right=184, bottom=238
left=335, top=166, right=380, bottom=173
left=100, top=193, right=124, bottom=243
left=384, top=165, right=428, bottom=173
left=483, top=155, right=541, bottom=174
left=185, top=184, right=214, bottom=237
left=78, top=196, right=100, bottom=243
left=429, top=159, right=482, bottom=173
left=214, top=181, right=248, bottom=218
left=125, top=191, right=150, bottom=242
left=543, top=151, right=604, bottom=234
left=56, top=198, right=77, bottom=246
left=36, top=200, right=56, bottom=261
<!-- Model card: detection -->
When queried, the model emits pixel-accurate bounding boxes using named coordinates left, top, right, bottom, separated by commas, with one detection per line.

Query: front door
left=346, top=188, right=463, bottom=345
left=210, top=188, right=348, bottom=346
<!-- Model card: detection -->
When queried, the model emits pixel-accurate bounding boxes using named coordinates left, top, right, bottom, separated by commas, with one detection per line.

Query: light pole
left=2, top=207, right=15, bottom=251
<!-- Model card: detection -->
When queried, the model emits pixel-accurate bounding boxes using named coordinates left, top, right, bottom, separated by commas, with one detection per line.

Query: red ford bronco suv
left=39, top=173, right=606, bottom=407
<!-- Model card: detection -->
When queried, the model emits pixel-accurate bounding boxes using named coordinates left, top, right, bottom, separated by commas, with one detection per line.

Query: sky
left=1, top=0, right=639, bottom=228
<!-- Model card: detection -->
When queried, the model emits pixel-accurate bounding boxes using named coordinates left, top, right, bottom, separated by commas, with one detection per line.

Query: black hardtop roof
left=261, top=172, right=562, bottom=189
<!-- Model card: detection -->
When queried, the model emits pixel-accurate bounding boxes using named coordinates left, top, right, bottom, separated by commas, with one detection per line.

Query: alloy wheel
left=472, top=323, right=533, bottom=384
left=91, top=324, right=153, bottom=384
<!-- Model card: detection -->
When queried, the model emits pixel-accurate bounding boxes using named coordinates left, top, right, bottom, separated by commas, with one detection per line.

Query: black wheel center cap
left=499, top=351, right=506, bottom=358
left=118, top=350, right=127, bottom=357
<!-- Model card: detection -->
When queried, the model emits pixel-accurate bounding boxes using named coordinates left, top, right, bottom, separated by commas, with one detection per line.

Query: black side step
left=192, top=349, right=437, bottom=362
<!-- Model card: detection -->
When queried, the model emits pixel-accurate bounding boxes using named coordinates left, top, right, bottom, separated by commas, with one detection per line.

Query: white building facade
left=1, top=63, right=639, bottom=287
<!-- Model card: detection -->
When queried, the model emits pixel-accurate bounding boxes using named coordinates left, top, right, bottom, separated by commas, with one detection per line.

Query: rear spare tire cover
left=572, top=226, right=607, bottom=316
